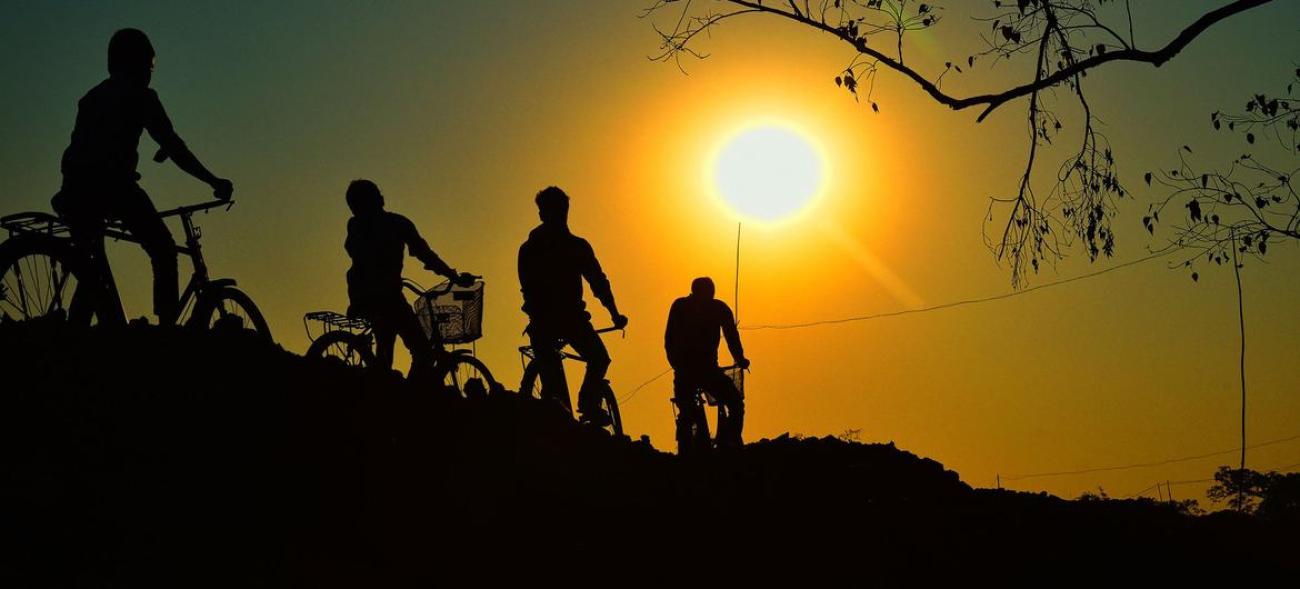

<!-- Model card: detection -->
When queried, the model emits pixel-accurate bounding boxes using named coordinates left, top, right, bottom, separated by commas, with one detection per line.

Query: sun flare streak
left=822, top=221, right=924, bottom=309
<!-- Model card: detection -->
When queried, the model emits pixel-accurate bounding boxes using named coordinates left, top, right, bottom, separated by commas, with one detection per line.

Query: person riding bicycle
left=518, top=186, right=628, bottom=426
left=665, top=277, right=749, bottom=449
left=344, top=179, right=476, bottom=379
left=52, top=28, right=234, bottom=326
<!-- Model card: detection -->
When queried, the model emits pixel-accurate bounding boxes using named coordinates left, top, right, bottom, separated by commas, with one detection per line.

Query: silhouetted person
left=666, top=277, right=749, bottom=448
left=52, top=28, right=234, bottom=326
left=518, top=186, right=628, bottom=425
left=344, top=180, right=475, bottom=377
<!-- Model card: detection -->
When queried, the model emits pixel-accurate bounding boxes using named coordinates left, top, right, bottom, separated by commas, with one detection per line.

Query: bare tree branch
left=646, top=0, right=1276, bottom=287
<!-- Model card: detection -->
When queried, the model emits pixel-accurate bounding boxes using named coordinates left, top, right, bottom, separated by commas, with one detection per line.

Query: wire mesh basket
left=725, top=365, right=745, bottom=397
left=415, top=281, right=484, bottom=344
left=703, top=365, right=746, bottom=406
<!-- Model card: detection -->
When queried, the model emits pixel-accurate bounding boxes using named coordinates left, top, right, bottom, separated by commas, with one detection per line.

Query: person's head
left=346, top=179, right=385, bottom=216
left=534, top=186, right=570, bottom=225
left=690, top=277, right=715, bottom=300
left=108, top=28, right=155, bottom=85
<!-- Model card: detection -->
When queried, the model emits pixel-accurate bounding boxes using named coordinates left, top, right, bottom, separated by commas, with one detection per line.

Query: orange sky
left=2, top=1, right=1298, bottom=503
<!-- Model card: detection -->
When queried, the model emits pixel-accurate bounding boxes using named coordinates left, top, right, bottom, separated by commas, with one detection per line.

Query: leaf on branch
left=1246, top=132, right=1256, bottom=144
left=1186, top=200, right=1202, bottom=223
left=1192, top=272, right=1199, bottom=282
left=871, top=101, right=880, bottom=113
left=1144, top=172, right=1152, bottom=186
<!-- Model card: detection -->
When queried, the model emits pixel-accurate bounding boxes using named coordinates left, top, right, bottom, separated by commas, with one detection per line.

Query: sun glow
left=711, top=123, right=828, bottom=223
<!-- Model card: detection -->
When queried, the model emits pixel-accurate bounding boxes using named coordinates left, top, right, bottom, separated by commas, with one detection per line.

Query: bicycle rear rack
left=303, top=310, right=371, bottom=342
left=1, top=212, right=69, bottom=237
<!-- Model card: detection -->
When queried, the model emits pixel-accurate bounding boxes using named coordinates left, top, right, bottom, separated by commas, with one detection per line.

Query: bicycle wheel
left=439, top=352, right=498, bottom=400
left=518, top=360, right=542, bottom=400
left=186, top=285, right=273, bottom=342
left=0, top=234, right=93, bottom=325
left=674, top=397, right=710, bottom=457
left=596, top=381, right=623, bottom=437
left=518, top=359, right=574, bottom=414
left=305, top=330, right=374, bottom=368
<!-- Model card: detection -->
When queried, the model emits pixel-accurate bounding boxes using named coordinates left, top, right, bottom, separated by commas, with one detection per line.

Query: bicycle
left=517, top=326, right=624, bottom=437
left=672, top=364, right=745, bottom=456
left=0, top=199, right=271, bottom=339
left=303, top=277, right=499, bottom=399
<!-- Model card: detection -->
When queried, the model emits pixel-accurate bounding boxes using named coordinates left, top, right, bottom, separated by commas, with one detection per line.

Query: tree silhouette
left=1206, top=465, right=1300, bottom=517
left=1145, top=67, right=1298, bottom=277
left=644, top=0, right=1276, bottom=286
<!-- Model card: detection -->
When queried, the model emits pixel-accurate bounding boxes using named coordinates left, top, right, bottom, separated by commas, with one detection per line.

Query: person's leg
left=527, top=323, right=571, bottom=412
left=391, top=300, right=435, bottom=379
left=563, top=321, right=610, bottom=417
left=672, top=370, right=708, bottom=455
left=701, top=367, right=745, bottom=448
left=111, top=185, right=178, bottom=325
left=366, top=307, right=398, bottom=372
left=54, top=189, right=121, bottom=325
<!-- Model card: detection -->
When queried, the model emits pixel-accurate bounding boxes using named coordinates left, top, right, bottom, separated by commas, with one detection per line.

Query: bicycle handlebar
left=404, top=274, right=483, bottom=297
left=156, top=200, right=234, bottom=219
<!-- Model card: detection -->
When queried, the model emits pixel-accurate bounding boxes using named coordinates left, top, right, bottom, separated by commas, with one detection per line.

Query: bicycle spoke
left=49, top=258, right=69, bottom=312
left=24, top=255, right=44, bottom=313
left=14, top=259, right=31, bottom=318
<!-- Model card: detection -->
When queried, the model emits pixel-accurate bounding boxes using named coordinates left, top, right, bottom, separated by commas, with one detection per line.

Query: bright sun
left=712, top=124, right=826, bottom=222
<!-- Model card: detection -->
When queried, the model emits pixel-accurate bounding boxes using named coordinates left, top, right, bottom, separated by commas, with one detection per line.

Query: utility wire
left=618, top=368, right=671, bottom=406
left=1122, top=478, right=1214, bottom=500
left=1004, top=433, right=1300, bottom=481
left=742, top=250, right=1176, bottom=331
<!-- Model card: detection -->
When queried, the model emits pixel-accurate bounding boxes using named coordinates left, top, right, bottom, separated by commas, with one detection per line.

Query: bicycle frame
left=517, top=325, right=623, bottom=364
left=2, top=200, right=239, bottom=325
left=672, top=363, right=744, bottom=455
left=305, top=276, right=483, bottom=363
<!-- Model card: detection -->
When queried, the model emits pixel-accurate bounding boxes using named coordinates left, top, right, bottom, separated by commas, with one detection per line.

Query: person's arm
left=719, top=302, right=747, bottom=368
left=664, top=300, right=682, bottom=369
left=344, top=217, right=358, bottom=258
left=517, top=244, right=532, bottom=314
left=579, top=239, right=626, bottom=327
left=400, top=216, right=456, bottom=278
left=143, top=90, right=232, bottom=199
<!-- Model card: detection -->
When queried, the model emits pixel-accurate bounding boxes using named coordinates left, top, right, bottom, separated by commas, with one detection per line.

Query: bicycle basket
left=724, top=365, right=745, bottom=397
left=415, top=281, right=484, bottom=344
left=703, top=366, right=746, bottom=406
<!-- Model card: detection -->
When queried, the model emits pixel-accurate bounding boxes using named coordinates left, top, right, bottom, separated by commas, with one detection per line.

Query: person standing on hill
left=665, top=277, right=749, bottom=449
left=344, top=179, right=476, bottom=377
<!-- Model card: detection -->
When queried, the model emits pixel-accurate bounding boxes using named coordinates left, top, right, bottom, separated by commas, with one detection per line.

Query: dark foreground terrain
left=2, top=323, right=1295, bottom=585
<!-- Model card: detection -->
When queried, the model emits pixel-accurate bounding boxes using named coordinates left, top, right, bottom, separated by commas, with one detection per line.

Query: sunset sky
left=2, top=0, right=1297, bottom=502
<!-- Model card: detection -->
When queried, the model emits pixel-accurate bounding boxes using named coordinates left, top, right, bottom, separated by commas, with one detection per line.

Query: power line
left=1004, top=433, right=1300, bottom=482
left=618, top=368, right=671, bottom=406
left=1121, top=478, right=1215, bottom=500
left=741, top=250, right=1176, bottom=331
